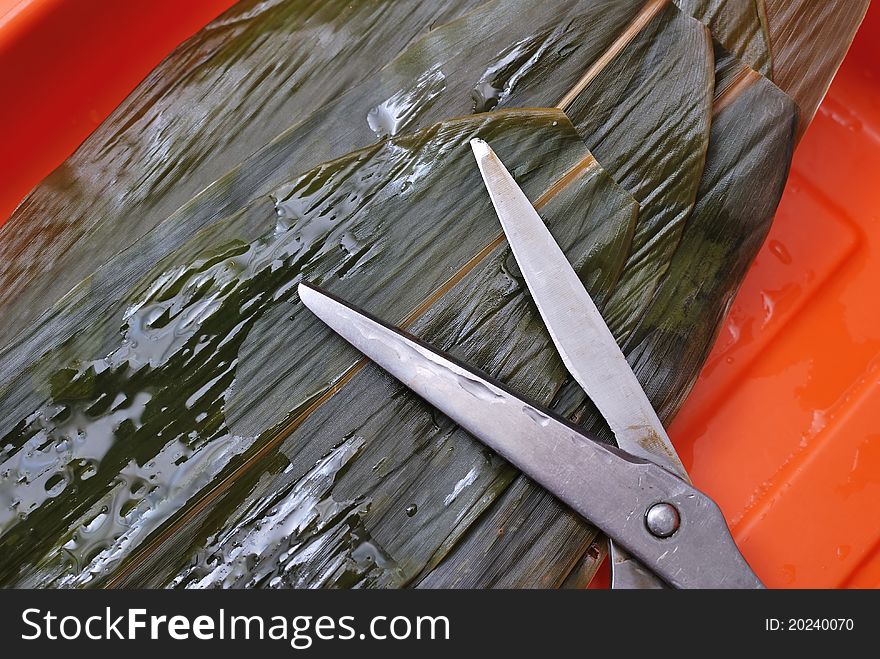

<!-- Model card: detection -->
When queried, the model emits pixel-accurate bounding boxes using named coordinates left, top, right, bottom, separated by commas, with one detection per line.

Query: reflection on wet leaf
left=0, top=110, right=622, bottom=587
left=173, top=437, right=404, bottom=589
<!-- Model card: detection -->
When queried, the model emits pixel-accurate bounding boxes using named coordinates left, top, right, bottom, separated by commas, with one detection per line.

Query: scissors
left=299, top=139, right=763, bottom=589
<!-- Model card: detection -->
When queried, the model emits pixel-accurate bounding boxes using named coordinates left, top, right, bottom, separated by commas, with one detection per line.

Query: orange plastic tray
left=668, top=4, right=880, bottom=589
left=1, top=0, right=878, bottom=589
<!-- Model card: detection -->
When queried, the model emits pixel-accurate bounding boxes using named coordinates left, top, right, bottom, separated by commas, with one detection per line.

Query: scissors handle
left=596, top=460, right=764, bottom=589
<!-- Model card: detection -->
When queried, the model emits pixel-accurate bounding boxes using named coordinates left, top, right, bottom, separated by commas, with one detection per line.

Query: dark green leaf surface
left=675, top=0, right=773, bottom=77
left=565, top=2, right=714, bottom=342
left=144, top=141, right=636, bottom=589
left=125, top=7, right=797, bottom=588
left=621, top=52, right=798, bottom=421
left=0, top=0, right=654, bottom=586
left=0, top=110, right=634, bottom=587
left=0, top=0, right=645, bottom=347
left=0, top=1, right=805, bottom=589
left=763, top=0, right=869, bottom=135
left=0, top=0, right=489, bottom=345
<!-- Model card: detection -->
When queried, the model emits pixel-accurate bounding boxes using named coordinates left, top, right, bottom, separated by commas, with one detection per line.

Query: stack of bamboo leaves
left=0, top=0, right=867, bottom=588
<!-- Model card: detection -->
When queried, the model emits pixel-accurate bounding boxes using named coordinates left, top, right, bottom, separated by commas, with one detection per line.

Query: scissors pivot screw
left=645, top=502, right=680, bottom=538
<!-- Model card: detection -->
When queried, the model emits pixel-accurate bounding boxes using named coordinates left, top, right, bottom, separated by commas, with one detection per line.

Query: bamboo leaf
left=106, top=1, right=730, bottom=583
left=0, top=110, right=634, bottom=587
left=0, top=0, right=808, bottom=589
left=675, top=0, right=773, bottom=77
left=763, top=0, right=869, bottom=135
left=0, top=0, right=645, bottom=347
left=0, top=0, right=656, bottom=586
left=0, top=0, right=490, bottom=344
left=622, top=51, right=798, bottom=420
left=564, top=2, right=714, bottom=342
left=137, top=129, right=636, bottom=589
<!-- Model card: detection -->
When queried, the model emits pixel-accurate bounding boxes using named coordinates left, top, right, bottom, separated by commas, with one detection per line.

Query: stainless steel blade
left=470, top=138, right=687, bottom=480
left=472, top=139, right=693, bottom=590
left=298, top=282, right=763, bottom=588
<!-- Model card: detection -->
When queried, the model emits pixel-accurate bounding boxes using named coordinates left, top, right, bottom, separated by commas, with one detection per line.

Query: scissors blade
left=298, top=282, right=763, bottom=589
left=469, top=138, right=687, bottom=480
left=471, top=139, right=687, bottom=589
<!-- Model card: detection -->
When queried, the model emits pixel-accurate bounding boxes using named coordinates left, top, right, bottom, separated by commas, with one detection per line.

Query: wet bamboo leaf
left=168, top=42, right=796, bottom=586
left=0, top=0, right=811, bottom=589
left=621, top=53, right=798, bottom=420
left=113, top=3, right=736, bottom=585
left=0, top=110, right=635, bottom=587
left=763, top=0, right=869, bottom=135
left=659, top=0, right=866, bottom=139
left=564, top=1, right=714, bottom=342
left=675, top=0, right=773, bottom=77
left=0, top=0, right=489, bottom=345
left=0, top=0, right=654, bottom=585
left=0, top=0, right=645, bottom=346
left=139, top=139, right=636, bottom=589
